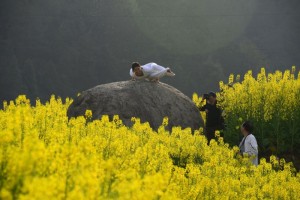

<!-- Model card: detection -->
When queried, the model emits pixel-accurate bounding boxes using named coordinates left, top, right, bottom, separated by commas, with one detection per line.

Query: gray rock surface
left=67, top=80, right=203, bottom=131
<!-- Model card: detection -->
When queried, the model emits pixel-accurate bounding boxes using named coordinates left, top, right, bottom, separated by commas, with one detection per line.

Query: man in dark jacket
left=200, top=92, right=224, bottom=143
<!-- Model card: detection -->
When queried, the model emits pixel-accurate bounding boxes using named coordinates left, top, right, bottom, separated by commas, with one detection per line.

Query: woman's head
left=241, top=121, right=254, bottom=135
left=131, top=62, right=143, bottom=76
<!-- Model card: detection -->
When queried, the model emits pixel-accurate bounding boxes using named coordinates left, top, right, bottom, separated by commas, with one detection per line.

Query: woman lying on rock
left=130, top=62, right=175, bottom=82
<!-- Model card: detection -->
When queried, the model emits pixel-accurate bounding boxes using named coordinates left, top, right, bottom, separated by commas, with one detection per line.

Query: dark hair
left=242, top=121, right=254, bottom=133
left=131, top=62, right=140, bottom=71
left=208, top=92, right=216, bottom=98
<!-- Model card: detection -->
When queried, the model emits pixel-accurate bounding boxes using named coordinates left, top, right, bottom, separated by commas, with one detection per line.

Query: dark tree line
left=0, top=0, right=300, bottom=103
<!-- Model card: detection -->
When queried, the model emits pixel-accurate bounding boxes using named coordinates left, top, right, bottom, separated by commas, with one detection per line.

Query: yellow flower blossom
left=0, top=90, right=299, bottom=199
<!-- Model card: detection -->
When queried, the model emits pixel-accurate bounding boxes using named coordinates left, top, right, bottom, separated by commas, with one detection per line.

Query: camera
left=203, top=93, right=209, bottom=100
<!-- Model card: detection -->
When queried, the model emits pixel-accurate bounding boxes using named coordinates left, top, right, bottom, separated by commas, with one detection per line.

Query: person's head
left=131, top=62, right=143, bottom=76
left=241, top=121, right=254, bottom=136
left=208, top=92, right=217, bottom=104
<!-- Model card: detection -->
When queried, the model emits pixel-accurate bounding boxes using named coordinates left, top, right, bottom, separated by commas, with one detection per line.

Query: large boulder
left=67, top=80, right=203, bottom=131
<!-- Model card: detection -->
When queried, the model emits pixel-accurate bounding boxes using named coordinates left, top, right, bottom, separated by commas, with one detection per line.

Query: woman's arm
left=129, top=68, right=145, bottom=79
left=245, top=136, right=258, bottom=156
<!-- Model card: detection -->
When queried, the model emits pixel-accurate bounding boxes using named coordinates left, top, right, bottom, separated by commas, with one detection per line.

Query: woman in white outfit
left=130, top=62, right=175, bottom=82
left=239, top=121, right=259, bottom=166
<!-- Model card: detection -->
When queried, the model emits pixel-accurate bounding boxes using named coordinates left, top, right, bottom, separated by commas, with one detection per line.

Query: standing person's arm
left=245, top=136, right=258, bottom=156
left=218, top=108, right=225, bottom=129
left=250, top=136, right=258, bottom=155
left=199, top=104, right=208, bottom=112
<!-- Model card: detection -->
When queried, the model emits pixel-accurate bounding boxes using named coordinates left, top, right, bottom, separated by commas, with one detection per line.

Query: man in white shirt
left=239, top=121, right=259, bottom=166
left=130, top=62, right=175, bottom=82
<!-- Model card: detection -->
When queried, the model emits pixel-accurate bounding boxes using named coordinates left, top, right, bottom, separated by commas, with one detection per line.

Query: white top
left=130, top=62, right=175, bottom=80
left=239, top=134, right=258, bottom=166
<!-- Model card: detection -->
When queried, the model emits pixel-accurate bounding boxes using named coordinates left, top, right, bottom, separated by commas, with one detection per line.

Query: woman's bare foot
left=166, top=69, right=175, bottom=76
left=150, top=78, right=159, bottom=83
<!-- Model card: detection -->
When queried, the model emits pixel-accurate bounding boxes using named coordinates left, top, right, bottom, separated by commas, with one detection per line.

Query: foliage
left=194, top=67, right=300, bottom=158
left=0, top=95, right=299, bottom=199
left=2, top=1, right=299, bottom=104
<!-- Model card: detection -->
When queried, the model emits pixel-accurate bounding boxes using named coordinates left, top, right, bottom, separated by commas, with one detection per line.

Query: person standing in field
left=130, top=62, right=175, bottom=82
left=239, top=121, right=259, bottom=166
left=199, top=92, right=225, bottom=143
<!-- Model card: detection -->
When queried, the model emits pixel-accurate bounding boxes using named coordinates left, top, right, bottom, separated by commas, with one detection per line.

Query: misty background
left=1, top=0, right=300, bottom=103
